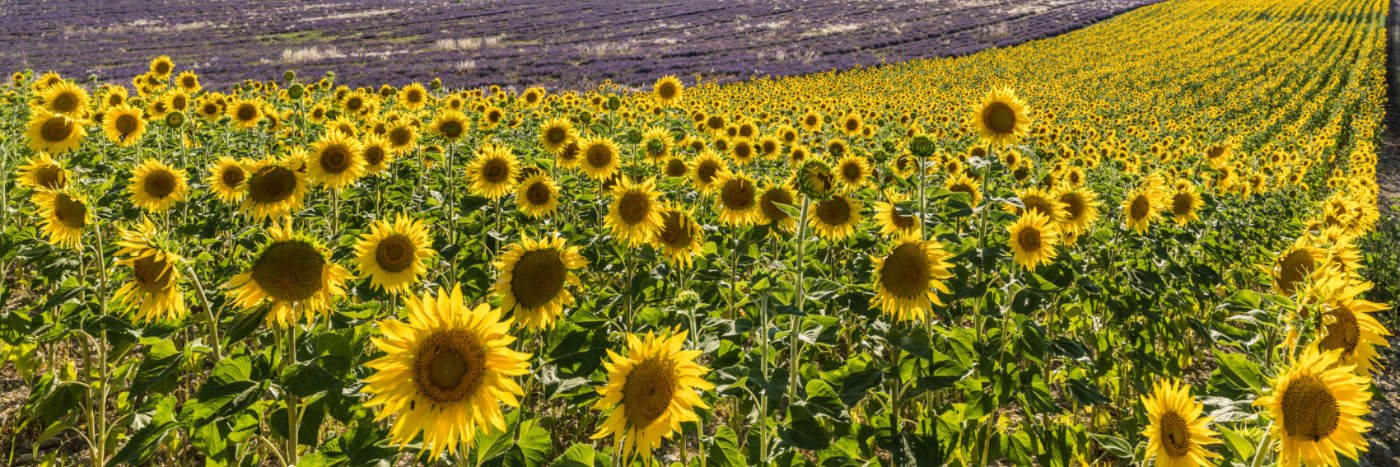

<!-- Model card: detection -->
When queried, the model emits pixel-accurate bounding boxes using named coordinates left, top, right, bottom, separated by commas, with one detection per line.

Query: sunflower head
left=228, top=223, right=350, bottom=326
left=796, top=159, right=836, bottom=200
left=17, top=153, right=69, bottom=191
left=26, top=110, right=86, bottom=155
left=758, top=182, right=798, bottom=234
left=240, top=157, right=309, bottom=221
left=1140, top=379, right=1221, bottom=467
left=516, top=174, right=559, bottom=219
left=306, top=131, right=366, bottom=190
left=607, top=177, right=663, bottom=246
left=653, top=75, right=683, bottom=106
left=112, top=218, right=187, bottom=322
left=493, top=236, right=587, bottom=330
left=355, top=214, right=436, bottom=295
left=580, top=136, right=621, bottom=180
left=1254, top=346, right=1372, bottom=467
left=809, top=195, right=862, bottom=242
left=1274, top=238, right=1324, bottom=296
left=691, top=150, right=727, bottom=193
left=41, top=81, right=89, bottom=117
left=149, top=56, right=175, bottom=78
left=973, top=87, right=1032, bottom=147
left=592, top=329, right=714, bottom=461
left=1008, top=210, right=1061, bottom=271
left=653, top=202, right=704, bottom=268
left=34, top=188, right=88, bottom=248
left=466, top=143, right=518, bottom=200
left=872, top=237, right=954, bottom=322
left=1123, top=186, right=1163, bottom=234
left=715, top=170, right=760, bottom=226
left=539, top=118, right=578, bottom=154
left=1055, top=186, right=1100, bottom=241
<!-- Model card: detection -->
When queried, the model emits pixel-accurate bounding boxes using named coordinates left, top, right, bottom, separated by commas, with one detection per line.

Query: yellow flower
left=973, top=87, right=1032, bottom=147
left=128, top=158, right=188, bottom=213
left=607, top=177, right=663, bottom=246
left=1273, top=237, right=1325, bottom=296
left=757, top=181, right=798, bottom=234
left=363, top=285, right=530, bottom=461
left=15, top=152, right=68, bottom=191
left=354, top=214, right=436, bottom=295
left=1310, top=275, right=1392, bottom=376
left=515, top=174, right=560, bottom=219
left=1008, top=210, right=1060, bottom=271
left=653, top=75, right=684, bottom=106
left=1140, top=379, right=1221, bottom=467
left=873, top=191, right=921, bottom=239
left=205, top=157, right=248, bottom=203
left=579, top=136, right=622, bottom=180
left=305, top=131, right=366, bottom=190
left=33, top=188, right=88, bottom=248
left=652, top=202, right=704, bottom=269
left=431, top=110, right=469, bottom=141
left=808, top=195, right=863, bottom=242
left=872, top=236, right=954, bottom=323
left=691, top=149, right=728, bottom=193
left=399, top=83, right=429, bottom=110
left=227, top=99, right=263, bottom=129
left=714, top=170, right=761, bottom=226
left=539, top=118, right=578, bottom=154
left=834, top=155, right=870, bottom=192
left=227, top=223, right=351, bottom=326
left=148, top=56, right=175, bottom=79
left=493, top=235, right=588, bottom=330
left=26, top=110, right=86, bottom=155
left=361, top=133, right=395, bottom=175
left=592, top=329, right=714, bottom=461
left=1254, top=346, right=1373, bottom=467
left=102, top=104, right=147, bottom=146
left=1123, top=185, right=1164, bottom=234
left=1055, top=186, right=1101, bottom=242
left=465, top=143, right=518, bottom=200
left=111, top=218, right=187, bottom=322
left=40, top=81, right=89, bottom=117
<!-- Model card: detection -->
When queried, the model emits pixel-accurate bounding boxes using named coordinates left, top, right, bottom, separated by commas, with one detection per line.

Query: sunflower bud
left=287, top=84, right=305, bottom=99
left=430, top=78, right=442, bottom=90
left=796, top=159, right=836, bottom=201
left=909, top=135, right=936, bottom=158
left=606, top=95, right=621, bottom=111
left=626, top=129, right=643, bottom=144
left=283, top=70, right=296, bottom=82
left=164, top=110, right=186, bottom=128
left=675, top=290, right=700, bottom=310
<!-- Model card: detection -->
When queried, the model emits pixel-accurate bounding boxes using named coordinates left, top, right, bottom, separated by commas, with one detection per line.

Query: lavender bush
left=0, top=0, right=1160, bottom=90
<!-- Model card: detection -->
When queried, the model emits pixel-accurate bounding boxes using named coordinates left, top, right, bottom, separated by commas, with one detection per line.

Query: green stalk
left=787, top=197, right=811, bottom=401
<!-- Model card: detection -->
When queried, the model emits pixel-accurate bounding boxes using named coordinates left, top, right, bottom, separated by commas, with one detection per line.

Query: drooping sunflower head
left=466, top=143, right=518, bottom=200
left=41, top=81, right=89, bottom=117
left=306, top=131, right=366, bottom=190
left=26, top=110, right=86, bottom=155
left=796, top=159, right=837, bottom=201
left=539, top=118, right=578, bottom=154
left=493, top=236, right=587, bottom=330
left=835, top=155, right=870, bottom=191
left=653, top=202, right=704, bottom=269
left=607, top=177, right=663, bottom=246
left=355, top=214, right=436, bottom=295
left=129, top=158, right=189, bottom=213
left=1055, top=186, right=1100, bottom=241
left=580, top=136, right=622, bottom=180
left=16, top=152, right=68, bottom=191
left=653, top=75, right=683, bottom=106
left=1254, top=346, right=1372, bottom=467
left=872, top=237, right=954, bottom=323
left=973, top=87, right=1032, bottom=147
left=1008, top=210, right=1060, bottom=271
left=715, top=170, right=760, bottom=226
left=112, top=217, right=187, bottom=322
left=240, top=157, right=309, bottom=221
left=1140, top=379, right=1221, bottom=467
left=364, top=285, right=530, bottom=461
left=227, top=223, right=351, bottom=326
left=691, top=150, right=727, bottom=193
left=592, top=329, right=714, bottom=461
left=101, top=104, right=147, bottom=146
left=809, top=194, right=863, bottom=242
left=516, top=174, right=559, bottom=219
left=33, top=188, right=88, bottom=248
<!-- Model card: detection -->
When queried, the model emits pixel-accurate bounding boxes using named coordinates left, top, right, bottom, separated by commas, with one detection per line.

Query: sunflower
left=41, top=81, right=89, bottom=117
left=385, top=121, right=419, bottom=154
left=592, top=329, right=714, bottom=461
left=1274, top=238, right=1325, bottom=296
left=607, top=177, right=664, bottom=246
left=1254, top=346, right=1372, bottom=467
left=840, top=112, right=863, bottom=137
left=758, top=182, right=798, bottom=234
left=363, top=285, right=530, bottom=461
left=33, top=188, right=88, bottom=248
left=101, top=104, right=147, bottom=146
left=306, top=131, right=366, bottom=190
left=873, top=192, right=920, bottom=239
left=579, top=136, right=621, bottom=180
left=653, top=202, right=704, bottom=269
left=800, top=110, right=822, bottom=132
left=714, top=170, right=761, bottom=226
left=1055, top=186, right=1101, bottom=241
left=227, top=99, right=263, bottom=129
left=204, top=157, right=248, bottom=203
left=148, top=56, right=175, bottom=79
left=162, top=89, right=190, bottom=113
left=945, top=174, right=983, bottom=208
left=99, top=86, right=129, bottom=109
left=493, top=236, right=588, bottom=330
left=1123, top=186, right=1164, bottom=234
left=431, top=110, right=469, bottom=142
left=174, top=71, right=200, bottom=93
left=872, top=237, right=954, bottom=323
left=797, top=159, right=837, bottom=201
left=834, top=155, right=870, bottom=192
left=1140, top=379, right=1221, bottom=467
left=129, top=158, right=189, bottom=213
left=111, top=218, right=187, bottom=322
left=809, top=195, right=863, bottom=242
left=1014, top=187, right=1065, bottom=221
left=241, top=157, right=309, bottom=221
left=557, top=141, right=583, bottom=170
left=400, top=83, right=429, bottom=110
left=642, top=126, right=673, bottom=163
left=663, top=156, right=689, bottom=179
left=1310, top=275, right=1392, bottom=376
left=361, top=133, right=395, bottom=175
left=653, top=75, right=684, bottom=106
left=973, top=87, right=1032, bottom=147
left=516, top=174, right=559, bottom=219
left=1009, top=210, right=1060, bottom=271
left=1168, top=182, right=1203, bottom=225
left=26, top=110, right=86, bottom=155
left=355, top=214, right=436, bottom=295
left=691, top=150, right=727, bottom=193
left=16, top=152, right=68, bottom=190
left=539, top=118, right=577, bottom=154
left=466, top=143, right=518, bottom=200
left=730, top=139, right=756, bottom=165
left=227, top=223, right=351, bottom=326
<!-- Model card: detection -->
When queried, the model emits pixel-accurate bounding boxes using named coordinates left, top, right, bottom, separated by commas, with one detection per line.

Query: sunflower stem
left=1248, top=421, right=1273, bottom=467
left=284, top=324, right=300, bottom=464
left=787, top=197, right=811, bottom=402
left=186, top=264, right=222, bottom=363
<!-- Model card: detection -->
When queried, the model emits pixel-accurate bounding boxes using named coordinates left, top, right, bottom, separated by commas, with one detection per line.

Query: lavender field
left=0, top=0, right=1159, bottom=91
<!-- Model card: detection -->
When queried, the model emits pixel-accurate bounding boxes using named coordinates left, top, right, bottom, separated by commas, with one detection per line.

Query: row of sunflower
left=0, top=0, right=1395, bottom=465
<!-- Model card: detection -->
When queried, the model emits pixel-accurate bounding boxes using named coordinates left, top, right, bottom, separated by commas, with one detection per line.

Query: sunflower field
left=1, top=0, right=1396, bottom=465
